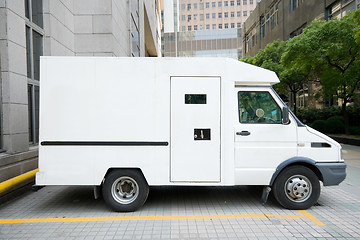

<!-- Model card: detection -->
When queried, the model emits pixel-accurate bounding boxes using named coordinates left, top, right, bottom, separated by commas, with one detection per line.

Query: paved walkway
left=0, top=144, right=359, bottom=239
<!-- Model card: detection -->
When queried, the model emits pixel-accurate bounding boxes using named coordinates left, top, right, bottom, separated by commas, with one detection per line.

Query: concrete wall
left=0, top=0, right=161, bottom=200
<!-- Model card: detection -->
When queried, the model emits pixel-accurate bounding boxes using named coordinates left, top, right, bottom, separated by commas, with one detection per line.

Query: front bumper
left=316, top=162, right=346, bottom=186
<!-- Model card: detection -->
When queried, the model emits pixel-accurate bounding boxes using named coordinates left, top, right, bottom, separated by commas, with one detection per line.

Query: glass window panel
left=185, top=94, right=207, bottom=104
left=32, top=30, right=43, bottom=80
left=35, top=86, right=40, bottom=142
left=31, top=0, right=43, bottom=28
left=238, top=91, right=281, bottom=124
left=28, top=85, right=33, bottom=142
left=25, top=0, right=30, bottom=19
left=26, top=26, right=31, bottom=78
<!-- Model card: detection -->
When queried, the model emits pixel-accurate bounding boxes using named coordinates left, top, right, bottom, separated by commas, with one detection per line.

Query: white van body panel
left=37, top=57, right=343, bottom=188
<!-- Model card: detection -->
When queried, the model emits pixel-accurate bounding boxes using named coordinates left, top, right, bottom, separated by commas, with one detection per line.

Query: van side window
left=238, top=91, right=281, bottom=124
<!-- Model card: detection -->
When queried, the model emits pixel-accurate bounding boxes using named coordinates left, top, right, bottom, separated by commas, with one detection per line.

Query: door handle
left=236, top=131, right=251, bottom=136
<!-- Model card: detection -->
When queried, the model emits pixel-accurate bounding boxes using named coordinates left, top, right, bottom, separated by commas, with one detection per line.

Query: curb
left=0, top=169, right=38, bottom=195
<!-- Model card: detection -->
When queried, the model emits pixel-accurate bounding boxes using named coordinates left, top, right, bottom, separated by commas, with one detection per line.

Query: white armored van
left=36, top=57, right=346, bottom=211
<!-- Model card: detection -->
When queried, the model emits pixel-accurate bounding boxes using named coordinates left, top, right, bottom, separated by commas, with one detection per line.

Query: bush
left=324, top=117, right=345, bottom=134
left=327, top=116, right=345, bottom=124
left=312, top=120, right=326, bottom=132
left=349, top=126, right=360, bottom=135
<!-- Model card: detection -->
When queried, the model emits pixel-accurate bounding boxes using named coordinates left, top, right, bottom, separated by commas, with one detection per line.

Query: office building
left=162, top=0, right=259, bottom=59
left=243, top=0, right=359, bottom=57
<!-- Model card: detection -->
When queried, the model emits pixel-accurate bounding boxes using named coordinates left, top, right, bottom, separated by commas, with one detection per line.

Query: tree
left=281, top=9, right=360, bottom=134
left=241, top=40, right=307, bottom=114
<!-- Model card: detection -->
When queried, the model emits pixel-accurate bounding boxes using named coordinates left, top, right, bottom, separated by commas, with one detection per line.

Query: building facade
left=162, top=0, right=259, bottom=59
left=243, top=0, right=359, bottom=57
left=0, top=0, right=161, bottom=199
left=179, top=0, right=259, bottom=31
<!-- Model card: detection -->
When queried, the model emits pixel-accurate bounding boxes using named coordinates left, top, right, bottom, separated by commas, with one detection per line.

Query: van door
left=234, top=87, right=298, bottom=185
left=171, top=77, right=221, bottom=182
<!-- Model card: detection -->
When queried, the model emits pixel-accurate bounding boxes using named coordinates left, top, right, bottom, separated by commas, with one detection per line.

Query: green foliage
left=296, top=107, right=342, bottom=124
left=312, top=120, right=326, bottom=132
left=324, top=117, right=345, bottom=134
left=282, top=10, right=360, bottom=107
left=349, top=126, right=360, bottom=135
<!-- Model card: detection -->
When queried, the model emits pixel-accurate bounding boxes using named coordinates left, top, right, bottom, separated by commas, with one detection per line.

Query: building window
left=194, top=14, right=198, bottom=20
left=194, top=3, right=197, bottom=8
left=188, top=15, right=191, bottom=21
left=237, top=0, right=241, bottom=5
left=212, top=13, right=216, bottom=18
left=218, top=12, right=222, bottom=18
left=212, top=2, right=216, bottom=7
left=237, top=11, right=241, bottom=17
left=181, top=15, right=185, bottom=21
left=188, top=25, right=192, bottom=31
left=206, top=2, right=210, bottom=8
left=182, top=26, right=186, bottom=31
left=225, top=23, right=229, bottom=28
left=25, top=0, right=43, bottom=144
left=237, top=22, right=241, bottom=28
left=231, top=1, right=235, bottom=6
left=187, top=4, right=191, bottom=10
left=194, top=25, right=198, bottom=30
left=231, top=12, right=234, bottom=17
left=243, top=11, right=247, bottom=16
left=218, top=1, right=222, bottom=7
left=212, top=24, right=216, bottom=29
left=181, top=4, right=185, bottom=10
left=200, top=3, right=204, bottom=9
left=200, top=14, right=204, bottom=20
left=250, top=0, right=253, bottom=4
left=224, top=1, right=228, bottom=6
left=243, top=0, right=247, bottom=5
left=219, top=23, right=223, bottom=29
left=200, top=25, right=204, bottom=30
left=206, top=24, right=210, bottom=29
left=130, top=0, right=140, bottom=57
left=206, top=13, right=210, bottom=19
left=231, top=23, right=235, bottom=28
left=225, top=12, right=228, bottom=18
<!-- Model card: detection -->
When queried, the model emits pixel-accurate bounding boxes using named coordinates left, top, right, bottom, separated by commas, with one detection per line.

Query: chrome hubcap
left=284, top=175, right=312, bottom=203
left=111, top=176, right=139, bottom=204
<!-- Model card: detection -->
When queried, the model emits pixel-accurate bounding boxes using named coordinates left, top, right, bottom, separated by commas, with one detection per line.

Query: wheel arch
left=269, top=157, right=323, bottom=186
left=101, top=168, right=148, bottom=186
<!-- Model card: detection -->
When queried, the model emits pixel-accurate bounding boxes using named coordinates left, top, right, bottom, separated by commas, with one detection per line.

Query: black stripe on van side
left=41, top=141, right=169, bottom=146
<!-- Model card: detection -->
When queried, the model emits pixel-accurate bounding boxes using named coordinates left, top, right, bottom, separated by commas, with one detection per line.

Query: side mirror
left=282, top=106, right=290, bottom=125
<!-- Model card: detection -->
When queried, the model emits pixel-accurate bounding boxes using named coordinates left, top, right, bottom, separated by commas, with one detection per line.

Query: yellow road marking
left=298, top=210, right=325, bottom=226
left=0, top=210, right=324, bottom=226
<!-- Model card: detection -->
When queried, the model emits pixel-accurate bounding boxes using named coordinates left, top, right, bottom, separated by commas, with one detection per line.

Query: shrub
left=349, top=126, right=360, bottom=135
left=324, top=117, right=345, bottom=134
left=312, top=120, right=326, bottom=132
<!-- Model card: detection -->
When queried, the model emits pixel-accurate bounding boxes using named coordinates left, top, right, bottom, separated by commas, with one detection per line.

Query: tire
left=273, top=165, right=320, bottom=210
left=102, top=169, right=149, bottom=212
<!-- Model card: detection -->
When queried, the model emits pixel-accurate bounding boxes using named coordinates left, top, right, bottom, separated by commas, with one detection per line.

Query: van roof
left=40, top=56, right=280, bottom=86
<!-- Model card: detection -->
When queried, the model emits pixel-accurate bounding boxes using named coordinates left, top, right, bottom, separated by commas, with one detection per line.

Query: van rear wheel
left=102, top=169, right=149, bottom=212
left=273, top=166, right=320, bottom=210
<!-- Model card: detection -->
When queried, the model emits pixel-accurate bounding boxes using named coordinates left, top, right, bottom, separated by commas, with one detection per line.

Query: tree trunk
left=342, top=100, right=350, bottom=135
left=293, top=91, right=297, bottom=115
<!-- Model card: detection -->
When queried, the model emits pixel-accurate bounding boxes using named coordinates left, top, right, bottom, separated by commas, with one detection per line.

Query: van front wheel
left=273, top=166, right=320, bottom=210
left=102, top=169, right=149, bottom=212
